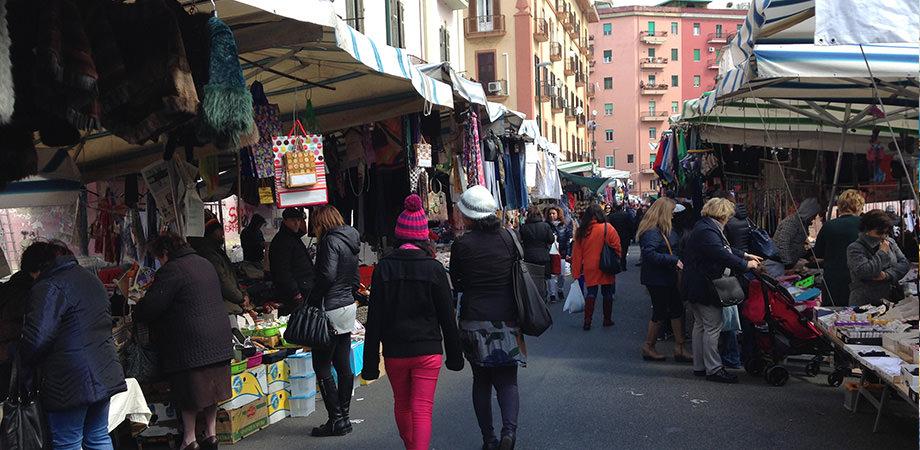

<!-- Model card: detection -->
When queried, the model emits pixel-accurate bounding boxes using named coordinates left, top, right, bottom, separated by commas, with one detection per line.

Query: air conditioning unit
left=708, top=47, right=716, bottom=53
left=487, top=81, right=504, bottom=94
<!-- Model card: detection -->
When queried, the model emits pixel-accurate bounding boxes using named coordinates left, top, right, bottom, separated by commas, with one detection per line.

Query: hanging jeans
left=502, top=151, right=527, bottom=210
left=385, top=354, right=443, bottom=450
left=46, top=400, right=114, bottom=450
left=471, top=364, right=519, bottom=441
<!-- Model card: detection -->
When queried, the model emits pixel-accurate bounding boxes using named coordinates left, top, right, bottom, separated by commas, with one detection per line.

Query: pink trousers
left=384, top=354, right=442, bottom=450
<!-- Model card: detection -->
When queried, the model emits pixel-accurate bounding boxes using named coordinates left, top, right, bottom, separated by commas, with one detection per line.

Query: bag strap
left=660, top=231, right=673, bottom=255
left=506, top=229, right=525, bottom=261
left=7, top=348, right=21, bottom=401
left=287, top=119, right=309, bottom=139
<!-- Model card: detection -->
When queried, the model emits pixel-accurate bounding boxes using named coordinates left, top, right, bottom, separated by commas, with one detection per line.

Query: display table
left=108, top=378, right=151, bottom=432
left=815, top=309, right=918, bottom=432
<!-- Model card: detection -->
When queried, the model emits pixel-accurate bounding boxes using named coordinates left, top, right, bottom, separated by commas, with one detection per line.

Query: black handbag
left=1, top=353, right=49, bottom=449
left=710, top=230, right=747, bottom=307
left=283, top=300, right=331, bottom=349
left=598, top=224, right=622, bottom=275
left=504, top=230, right=553, bottom=337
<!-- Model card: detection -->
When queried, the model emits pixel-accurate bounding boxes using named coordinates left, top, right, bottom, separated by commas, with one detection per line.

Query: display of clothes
left=501, top=139, right=528, bottom=209
left=460, top=107, right=485, bottom=187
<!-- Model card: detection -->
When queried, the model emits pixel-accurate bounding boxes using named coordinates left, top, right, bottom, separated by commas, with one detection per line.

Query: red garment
left=384, top=354, right=442, bottom=450
left=571, top=221, right=622, bottom=287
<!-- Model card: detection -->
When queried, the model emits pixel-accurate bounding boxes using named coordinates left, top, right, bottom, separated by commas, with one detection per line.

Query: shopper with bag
left=363, top=194, right=464, bottom=450
left=682, top=199, right=761, bottom=384
left=571, top=204, right=622, bottom=330
left=449, top=185, right=524, bottom=450
left=137, top=233, right=233, bottom=450
left=305, top=205, right=361, bottom=437
left=545, top=206, right=572, bottom=301
left=269, top=207, right=316, bottom=315
left=18, top=240, right=127, bottom=450
left=846, top=209, right=909, bottom=306
left=636, top=198, right=692, bottom=363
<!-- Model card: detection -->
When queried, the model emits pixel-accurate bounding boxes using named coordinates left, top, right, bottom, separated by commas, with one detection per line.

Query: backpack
left=748, top=219, right=778, bottom=260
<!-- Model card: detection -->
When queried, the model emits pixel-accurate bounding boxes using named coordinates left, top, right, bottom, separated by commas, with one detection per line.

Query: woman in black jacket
left=519, top=205, right=555, bottom=302
left=363, top=195, right=463, bottom=450
left=20, top=241, right=126, bottom=450
left=450, top=186, right=523, bottom=450
left=307, top=205, right=361, bottom=438
left=137, top=233, right=233, bottom=450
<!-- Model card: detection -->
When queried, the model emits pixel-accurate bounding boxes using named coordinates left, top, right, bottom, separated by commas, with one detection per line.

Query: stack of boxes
left=266, top=352, right=292, bottom=424
left=286, top=352, right=317, bottom=417
left=216, top=364, right=269, bottom=444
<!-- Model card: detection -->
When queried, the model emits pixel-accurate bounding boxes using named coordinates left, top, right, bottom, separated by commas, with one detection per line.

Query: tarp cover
left=815, top=0, right=920, bottom=46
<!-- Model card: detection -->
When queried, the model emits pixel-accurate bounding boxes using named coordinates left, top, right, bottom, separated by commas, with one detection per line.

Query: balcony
left=561, top=11, right=573, bottom=31
left=639, top=31, right=668, bottom=45
left=564, top=57, right=576, bottom=76
left=550, top=96, right=565, bottom=113
left=484, top=79, right=509, bottom=98
left=539, top=83, right=558, bottom=102
left=565, top=107, right=576, bottom=120
left=640, top=111, right=669, bottom=122
left=534, top=18, right=548, bottom=42
left=575, top=71, right=586, bottom=87
left=587, top=84, right=596, bottom=98
left=639, top=57, right=669, bottom=70
left=640, top=82, right=669, bottom=95
left=550, top=42, right=563, bottom=61
left=641, top=165, right=656, bottom=174
left=576, top=113, right=587, bottom=127
left=707, top=32, right=728, bottom=45
left=707, top=58, right=720, bottom=70
left=464, top=15, right=506, bottom=38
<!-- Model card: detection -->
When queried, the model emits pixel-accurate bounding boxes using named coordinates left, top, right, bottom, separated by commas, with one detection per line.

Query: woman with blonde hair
left=636, top=198, right=691, bottom=363
left=682, top=198, right=761, bottom=383
left=307, top=205, right=362, bottom=437
left=814, top=189, right=865, bottom=306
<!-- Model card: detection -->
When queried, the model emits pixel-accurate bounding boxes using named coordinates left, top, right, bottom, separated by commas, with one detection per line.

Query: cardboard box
left=216, top=398, right=269, bottom=444
left=221, top=365, right=268, bottom=411
left=267, top=389, right=290, bottom=424
left=266, top=360, right=290, bottom=393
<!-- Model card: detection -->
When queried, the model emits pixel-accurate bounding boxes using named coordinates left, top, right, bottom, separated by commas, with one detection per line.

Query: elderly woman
left=847, top=209, right=910, bottom=306
left=814, top=189, right=865, bottom=306
left=682, top=198, right=761, bottom=384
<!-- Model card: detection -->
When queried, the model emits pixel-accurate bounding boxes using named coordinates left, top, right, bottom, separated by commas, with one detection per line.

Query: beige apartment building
left=463, top=0, right=599, bottom=162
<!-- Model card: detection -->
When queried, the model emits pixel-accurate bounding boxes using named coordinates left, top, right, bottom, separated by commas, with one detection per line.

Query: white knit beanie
left=457, top=185, right=497, bottom=220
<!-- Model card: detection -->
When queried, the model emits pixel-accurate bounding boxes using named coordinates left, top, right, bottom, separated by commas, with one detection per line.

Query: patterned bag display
left=427, top=180, right=449, bottom=223
left=414, top=135, right=432, bottom=168
left=273, top=119, right=327, bottom=208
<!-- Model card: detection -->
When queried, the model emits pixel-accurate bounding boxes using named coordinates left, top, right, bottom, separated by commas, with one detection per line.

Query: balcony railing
left=639, top=82, right=669, bottom=95
left=564, top=57, right=576, bottom=76
left=561, top=11, right=574, bottom=31
left=534, top=18, right=548, bottom=42
left=587, top=84, right=596, bottom=98
left=639, top=57, right=669, bottom=69
left=640, top=111, right=669, bottom=122
left=707, top=58, right=720, bottom=70
left=575, top=71, right=586, bottom=87
left=576, top=113, right=587, bottom=127
left=539, top=83, right=558, bottom=101
left=464, top=15, right=506, bottom=38
left=707, top=32, right=728, bottom=44
left=565, top=107, right=577, bottom=120
left=639, top=31, right=668, bottom=44
left=550, top=42, right=563, bottom=61
left=550, top=96, right=566, bottom=113
left=484, top=79, right=509, bottom=97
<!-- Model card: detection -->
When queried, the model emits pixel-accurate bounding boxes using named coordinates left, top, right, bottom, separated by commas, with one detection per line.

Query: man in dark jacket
left=19, top=241, right=126, bottom=448
left=270, top=208, right=316, bottom=314
left=607, top=202, right=635, bottom=271
left=190, top=219, right=249, bottom=315
left=724, top=203, right=752, bottom=254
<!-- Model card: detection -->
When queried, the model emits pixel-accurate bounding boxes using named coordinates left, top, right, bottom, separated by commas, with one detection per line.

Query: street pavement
left=234, top=247, right=918, bottom=449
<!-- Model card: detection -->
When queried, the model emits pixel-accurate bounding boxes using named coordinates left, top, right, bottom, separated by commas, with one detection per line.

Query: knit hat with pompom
left=395, top=194, right=429, bottom=241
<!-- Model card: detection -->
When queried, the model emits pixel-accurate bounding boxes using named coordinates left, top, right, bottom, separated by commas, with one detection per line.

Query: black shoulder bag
left=710, top=228, right=747, bottom=307
left=503, top=230, right=553, bottom=337
left=283, top=299, right=331, bottom=349
left=599, top=224, right=622, bottom=275
left=1, top=352, right=49, bottom=449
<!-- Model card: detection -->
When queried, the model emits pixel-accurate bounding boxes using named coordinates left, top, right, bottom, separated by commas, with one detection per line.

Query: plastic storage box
left=350, top=340, right=364, bottom=375
left=290, top=373, right=316, bottom=397
left=286, top=352, right=314, bottom=377
left=289, top=391, right=317, bottom=418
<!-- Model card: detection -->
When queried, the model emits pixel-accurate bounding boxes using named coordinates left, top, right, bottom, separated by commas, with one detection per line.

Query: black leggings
left=471, top=364, right=519, bottom=440
left=647, top=286, right=683, bottom=322
left=311, top=332, right=353, bottom=394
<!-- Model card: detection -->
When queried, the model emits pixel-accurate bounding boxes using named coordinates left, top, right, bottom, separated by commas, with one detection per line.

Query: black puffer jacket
left=309, top=225, right=360, bottom=311
left=724, top=204, right=752, bottom=254
left=20, top=256, right=126, bottom=411
left=519, top=219, right=555, bottom=264
left=136, top=247, right=233, bottom=374
left=270, top=225, right=316, bottom=303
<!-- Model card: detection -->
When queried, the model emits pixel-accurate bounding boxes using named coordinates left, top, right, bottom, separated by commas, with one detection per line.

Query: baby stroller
left=740, top=273, right=834, bottom=386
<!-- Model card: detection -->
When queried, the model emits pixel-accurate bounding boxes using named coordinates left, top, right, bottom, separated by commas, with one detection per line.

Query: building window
left=650, top=179, right=660, bottom=191
left=715, top=24, right=723, bottom=37
left=387, top=0, right=405, bottom=47
left=670, top=22, right=678, bottom=35
left=648, top=48, right=656, bottom=58
left=605, top=129, right=614, bottom=141
left=692, top=23, right=700, bottom=36
left=650, top=153, right=657, bottom=164
left=647, top=75, right=656, bottom=85
left=439, top=26, right=450, bottom=62
left=603, top=50, right=612, bottom=63
left=671, top=101, right=679, bottom=113
left=649, top=127, right=657, bottom=139
left=476, top=51, right=496, bottom=92
left=345, top=0, right=365, bottom=32
left=604, top=103, right=613, bottom=116
left=605, top=155, right=614, bottom=168
left=627, top=154, right=634, bottom=164
left=603, top=77, right=613, bottom=90
left=647, top=21, right=656, bottom=35
left=693, top=75, right=701, bottom=87
left=602, top=23, right=612, bottom=36
left=693, top=49, right=701, bottom=61
left=671, top=48, right=678, bottom=61
left=671, top=75, right=679, bottom=87
left=648, top=100, right=656, bottom=114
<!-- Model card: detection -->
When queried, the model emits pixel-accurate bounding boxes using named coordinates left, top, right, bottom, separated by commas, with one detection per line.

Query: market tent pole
left=825, top=104, right=851, bottom=220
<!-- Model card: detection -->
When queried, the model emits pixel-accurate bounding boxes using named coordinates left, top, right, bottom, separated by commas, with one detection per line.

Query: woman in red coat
left=572, top=204, right=622, bottom=330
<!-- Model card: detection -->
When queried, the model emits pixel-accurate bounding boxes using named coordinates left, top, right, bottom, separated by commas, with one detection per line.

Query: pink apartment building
left=590, top=1, right=744, bottom=198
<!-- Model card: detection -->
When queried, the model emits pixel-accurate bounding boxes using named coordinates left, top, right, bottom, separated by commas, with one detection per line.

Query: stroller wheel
left=804, top=362, right=821, bottom=377
left=827, top=371, right=845, bottom=387
left=745, top=357, right=768, bottom=376
left=766, top=366, right=790, bottom=386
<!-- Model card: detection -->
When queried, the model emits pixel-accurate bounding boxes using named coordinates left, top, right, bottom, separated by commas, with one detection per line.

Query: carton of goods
left=267, top=389, right=291, bottom=424
left=266, top=360, right=290, bottom=393
left=902, top=364, right=919, bottom=389
left=216, top=398, right=269, bottom=444
left=221, top=365, right=268, bottom=410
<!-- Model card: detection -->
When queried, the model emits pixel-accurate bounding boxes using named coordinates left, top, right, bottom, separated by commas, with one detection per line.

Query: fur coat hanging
left=200, top=15, right=254, bottom=150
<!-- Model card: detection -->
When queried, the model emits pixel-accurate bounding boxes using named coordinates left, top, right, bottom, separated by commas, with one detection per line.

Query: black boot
left=499, top=433, right=516, bottom=450
left=338, top=376, right=354, bottom=434
left=481, top=436, right=499, bottom=450
left=311, top=376, right=351, bottom=437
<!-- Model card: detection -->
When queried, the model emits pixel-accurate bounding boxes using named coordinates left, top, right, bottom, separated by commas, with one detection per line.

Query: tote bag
left=1, top=354, right=49, bottom=449
left=283, top=300, right=331, bottom=349
left=598, top=224, right=622, bottom=275
left=504, top=230, right=553, bottom=337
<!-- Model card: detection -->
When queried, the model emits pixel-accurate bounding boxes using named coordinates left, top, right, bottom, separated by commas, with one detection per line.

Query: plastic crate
left=286, top=352, right=314, bottom=377
left=350, top=340, right=364, bottom=375
left=230, top=360, right=247, bottom=375
left=289, top=391, right=317, bottom=418
left=290, top=373, right=316, bottom=397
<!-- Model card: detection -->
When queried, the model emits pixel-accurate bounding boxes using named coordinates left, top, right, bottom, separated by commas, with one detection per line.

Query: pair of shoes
left=706, top=368, right=739, bottom=384
left=198, top=436, right=218, bottom=450
left=499, top=434, right=516, bottom=450
left=482, top=436, right=500, bottom=450
left=693, top=370, right=706, bottom=377
left=311, top=376, right=352, bottom=437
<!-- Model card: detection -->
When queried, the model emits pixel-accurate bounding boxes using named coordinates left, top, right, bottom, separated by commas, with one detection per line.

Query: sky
left=602, top=0, right=740, bottom=8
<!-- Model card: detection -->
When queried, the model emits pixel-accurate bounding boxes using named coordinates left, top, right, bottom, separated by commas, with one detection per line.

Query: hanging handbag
left=710, top=229, right=747, bottom=307
left=503, top=230, right=553, bottom=337
left=482, top=131, right=500, bottom=162
left=414, top=135, right=432, bottom=168
left=1, top=353, right=50, bottom=449
left=598, top=224, right=622, bottom=275
left=283, top=299, right=331, bottom=349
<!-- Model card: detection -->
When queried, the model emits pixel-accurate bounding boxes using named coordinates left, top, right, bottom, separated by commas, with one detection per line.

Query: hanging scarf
left=462, top=109, right=485, bottom=187
left=201, top=15, right=253, bottom=149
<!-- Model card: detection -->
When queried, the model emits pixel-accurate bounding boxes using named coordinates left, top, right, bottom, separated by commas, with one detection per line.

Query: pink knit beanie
left=395, top=194, right=430, bottom=241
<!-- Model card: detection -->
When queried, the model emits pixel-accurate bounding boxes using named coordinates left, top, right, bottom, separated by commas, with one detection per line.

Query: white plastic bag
left=562, top=261, right=571, bottom=277
left=563, top=284, right=585, bottom=314
left=550, top=241, right=560, bottom=255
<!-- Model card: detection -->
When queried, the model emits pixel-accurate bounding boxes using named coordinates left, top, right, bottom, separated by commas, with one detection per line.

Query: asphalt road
left=234, top=247, right=918, bottom=450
